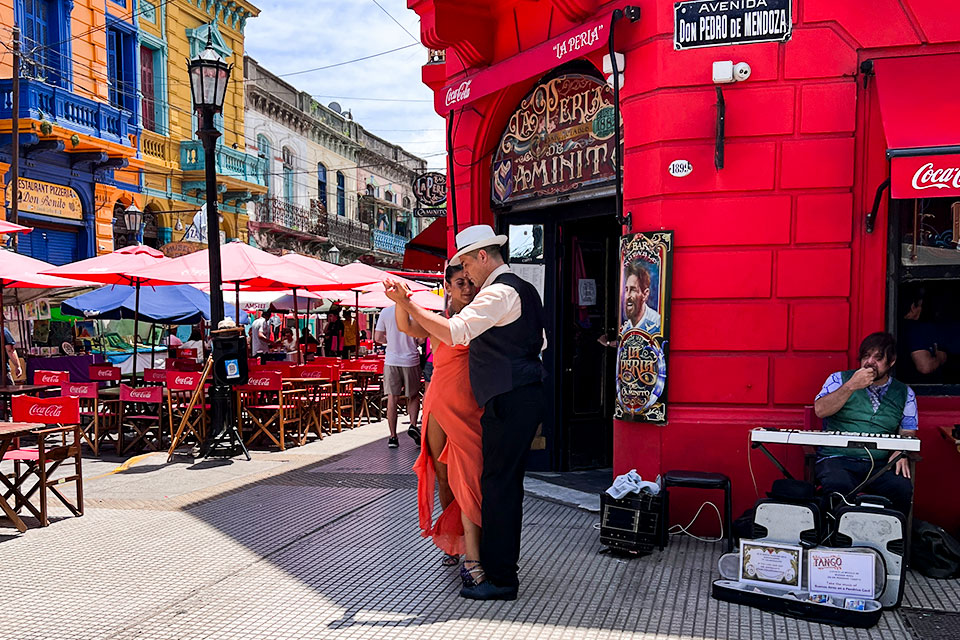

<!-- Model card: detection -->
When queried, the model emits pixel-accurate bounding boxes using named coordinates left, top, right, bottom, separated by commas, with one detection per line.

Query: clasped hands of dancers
left=383, top=224, right=547, bottom=602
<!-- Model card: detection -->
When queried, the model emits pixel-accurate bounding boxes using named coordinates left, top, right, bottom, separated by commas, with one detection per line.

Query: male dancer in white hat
left=384, top=224, right=546, bottom=601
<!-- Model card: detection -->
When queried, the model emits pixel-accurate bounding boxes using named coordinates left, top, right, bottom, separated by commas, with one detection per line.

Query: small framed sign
left=739, top=540, right=802, bottom=589
left=808, top=549, right=876, bottom=599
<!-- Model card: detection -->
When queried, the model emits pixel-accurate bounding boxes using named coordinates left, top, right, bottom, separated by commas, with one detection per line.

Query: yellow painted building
left=137, top=0, right=265, bottom=248
left=0, top=0, right=143, bottom=262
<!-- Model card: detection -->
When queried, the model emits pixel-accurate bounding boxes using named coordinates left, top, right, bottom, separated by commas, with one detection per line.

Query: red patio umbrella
left=349, top=289, right=445, bottom=311
left=44, top=245, right=171, bottom=382
left=280, top=254, right=379, bottom=289
left=0, top=220, right=32, bottom=235
left=0, top=250, right=95, bottom=387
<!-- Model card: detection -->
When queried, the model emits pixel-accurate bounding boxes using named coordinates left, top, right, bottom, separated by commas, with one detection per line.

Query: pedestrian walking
left=374, top=304, right=423, bottom=448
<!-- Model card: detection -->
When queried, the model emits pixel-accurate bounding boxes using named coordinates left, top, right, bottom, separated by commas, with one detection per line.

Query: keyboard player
left=813, top=332, right=917, bottom=516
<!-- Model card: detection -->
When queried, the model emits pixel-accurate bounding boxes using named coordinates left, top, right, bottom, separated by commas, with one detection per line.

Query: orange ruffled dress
left=413, top=341, right=483, bottom=555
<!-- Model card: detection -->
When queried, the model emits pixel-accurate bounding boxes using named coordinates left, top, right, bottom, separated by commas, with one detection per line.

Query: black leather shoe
left=459, top=581, right=518, bottom=601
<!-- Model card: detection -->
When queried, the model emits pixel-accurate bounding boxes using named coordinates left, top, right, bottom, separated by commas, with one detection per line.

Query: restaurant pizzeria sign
left=4, top=177, right=83, bottom=220
left=492, top=74, right=618, bottom=206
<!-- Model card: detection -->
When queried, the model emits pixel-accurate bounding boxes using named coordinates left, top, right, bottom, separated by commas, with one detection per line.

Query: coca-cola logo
left=302, top=370, right=325, bottom=378
left=66, top=384, right=91, bottom=395
left=130, top=389, right=157, bottom=399
left=38, top=373, right=65, bottom=383
left=174, top=376, right=196, bottom=386
left=912, top=161, right=960, bottom=191
left=445, top=80, right=472, bottom=107
left=28, top=404, right=64, bottom=418
left=361, top=364, right=378, bottom=371
left=249, top=377, right=270, bottom=386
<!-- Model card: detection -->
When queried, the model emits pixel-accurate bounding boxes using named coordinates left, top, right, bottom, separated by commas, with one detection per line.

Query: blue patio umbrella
left=62, top=284, right=247, bottom=325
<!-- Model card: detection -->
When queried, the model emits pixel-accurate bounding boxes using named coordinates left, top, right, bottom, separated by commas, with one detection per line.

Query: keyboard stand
left=750, top=441, right=795, bottom=480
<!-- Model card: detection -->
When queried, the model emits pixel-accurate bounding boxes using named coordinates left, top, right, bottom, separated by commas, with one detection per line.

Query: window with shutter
left=140, top=46, right=156, bottom=132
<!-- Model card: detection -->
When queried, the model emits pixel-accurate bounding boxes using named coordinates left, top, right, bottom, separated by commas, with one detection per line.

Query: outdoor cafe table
left=0, top=385, right=58, bottom=420
left=0, top=422, right=43, bottom=532
left=283, top=377, right=332, bottom=444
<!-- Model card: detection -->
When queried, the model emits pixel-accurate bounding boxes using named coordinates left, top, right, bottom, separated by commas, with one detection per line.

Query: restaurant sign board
left=674, top=0, right=792, bottom=50
left=4, top=177, right=83, bottom=220
left=160, top=241, right=206, bottom=258
left=492, top=74, right=618, bottom=206
left=890, top=153, right=960, bottom=199
left=413, top=171, right=447, bottom=218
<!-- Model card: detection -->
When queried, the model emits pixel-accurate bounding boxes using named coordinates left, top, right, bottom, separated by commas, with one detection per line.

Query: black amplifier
left=600, top=491, right=667, bottom=554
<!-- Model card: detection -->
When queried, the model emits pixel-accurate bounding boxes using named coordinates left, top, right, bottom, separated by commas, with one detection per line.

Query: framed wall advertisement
left=615, top=231, right=673, bottom=423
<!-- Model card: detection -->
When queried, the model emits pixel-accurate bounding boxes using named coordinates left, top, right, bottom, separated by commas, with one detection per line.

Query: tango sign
left=5, top=177, right=83, bottom=220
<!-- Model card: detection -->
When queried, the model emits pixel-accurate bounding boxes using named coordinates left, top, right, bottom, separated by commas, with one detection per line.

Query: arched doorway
left=112, top=203, right=160, bottom=250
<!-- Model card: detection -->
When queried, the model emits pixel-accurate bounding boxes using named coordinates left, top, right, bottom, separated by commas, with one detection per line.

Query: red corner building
left=408, top=0, right=960, bottom=531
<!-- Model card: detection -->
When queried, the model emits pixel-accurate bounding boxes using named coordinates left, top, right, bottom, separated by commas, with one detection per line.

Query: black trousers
left=479, top=382, right=545, bottom=588
left=815, top=456, right=913, bottom=516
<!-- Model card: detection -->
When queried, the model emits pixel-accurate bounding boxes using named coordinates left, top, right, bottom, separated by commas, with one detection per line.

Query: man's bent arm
left=400, top=299, right=453, bottom=346
left=374, top=330, right=388, bottom=345
left=814, top=385, right=854, bottom=419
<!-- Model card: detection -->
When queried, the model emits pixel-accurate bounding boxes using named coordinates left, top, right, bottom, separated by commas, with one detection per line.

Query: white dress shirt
left=449, top=264, right=547, bottom=350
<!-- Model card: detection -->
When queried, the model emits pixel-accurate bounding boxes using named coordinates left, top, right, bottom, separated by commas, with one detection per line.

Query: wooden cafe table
left=0, top=385, right=57, bottom=420
left=0, top=422, right=43, bottom=532
left=284, top=377, right=333, bottom=444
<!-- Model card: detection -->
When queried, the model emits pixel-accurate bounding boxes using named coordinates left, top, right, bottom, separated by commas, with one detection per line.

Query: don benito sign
left=492, top=74, right=618, bottom=206
left=5, top=177, right=82, bottom=220
left=674, top=0, right=792, bottom=50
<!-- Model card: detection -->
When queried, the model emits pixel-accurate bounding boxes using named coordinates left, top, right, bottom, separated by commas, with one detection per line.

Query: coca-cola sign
left=29, top=404, right=64, bottom=418
left=36, top=371, right=68, bottom=384
left=12, top=396, right=79, bottom=424
left=891, top=154, right=960, bottom=198
left=62, top=383, right=97, bottom=398
left=445, top=80, right=472, bottom=108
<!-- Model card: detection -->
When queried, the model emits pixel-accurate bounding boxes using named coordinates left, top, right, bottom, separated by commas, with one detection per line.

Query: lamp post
left=188, top=35, right=231, bottom=329
left=189, top=35, right=238, bottom=458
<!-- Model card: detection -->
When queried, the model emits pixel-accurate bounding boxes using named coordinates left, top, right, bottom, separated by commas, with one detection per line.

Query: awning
left=874, top=53, right=960, bottom=198
left=436, top=6, right=625, bottom=115
left=402, top=218, right=447, bottom=272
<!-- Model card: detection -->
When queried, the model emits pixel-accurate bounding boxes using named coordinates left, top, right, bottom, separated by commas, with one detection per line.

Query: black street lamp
left=188, top=35, right=231, bottom=329
left=188, top=34, right=249, bottom=460
left=123, top=203, right=143, bottom=245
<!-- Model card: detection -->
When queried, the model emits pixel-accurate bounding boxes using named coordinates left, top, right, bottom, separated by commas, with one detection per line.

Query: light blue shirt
left=816, top=371, right=918, bottom=431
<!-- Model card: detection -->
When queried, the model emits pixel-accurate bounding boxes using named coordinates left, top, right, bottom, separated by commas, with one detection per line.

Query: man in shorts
left=375, top=304, right=422, bottom=448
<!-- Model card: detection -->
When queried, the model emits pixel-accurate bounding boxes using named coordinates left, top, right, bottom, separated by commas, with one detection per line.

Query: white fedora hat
left=449, top=224, right=508, bottom=266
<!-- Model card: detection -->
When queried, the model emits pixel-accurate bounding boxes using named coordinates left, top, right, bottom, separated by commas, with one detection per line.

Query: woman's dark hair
left=189, top=328, right=202, bottom=341
left=858, top=332, right=897, bottom=363
left=445, top=264, right=463, bottom=283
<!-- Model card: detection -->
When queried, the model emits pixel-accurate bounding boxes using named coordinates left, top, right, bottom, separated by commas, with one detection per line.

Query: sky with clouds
left=244, top=0, right=447, bottom=170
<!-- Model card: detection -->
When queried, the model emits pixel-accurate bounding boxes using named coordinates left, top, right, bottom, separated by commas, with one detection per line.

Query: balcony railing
left=254, top=198, right=321, bottom=236
left=180, top=140, right=267, bottom=187
left=373, top=229, right=409, bottom=255
left=0, top=77, right=131, bottom=145
left=141, top=129, right=177, bottom=166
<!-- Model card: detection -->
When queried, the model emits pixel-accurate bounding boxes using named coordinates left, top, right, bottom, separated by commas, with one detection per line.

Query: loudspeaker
left=212, top=333, right=248, bottom=386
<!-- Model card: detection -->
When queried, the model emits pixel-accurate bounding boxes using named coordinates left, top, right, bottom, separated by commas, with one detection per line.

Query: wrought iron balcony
left=253, top=198, right=322, bottom=237
left=180, top=140, right=267, bottom=187
left=0, top=77, right=132, bottom=145
left=373, top=229, right=409, bottom=255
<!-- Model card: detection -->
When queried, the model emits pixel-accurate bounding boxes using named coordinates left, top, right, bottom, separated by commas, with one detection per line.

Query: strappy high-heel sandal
left=442, top=553, right=460, bottom=567
left=460, top=560, right=486, bottom=588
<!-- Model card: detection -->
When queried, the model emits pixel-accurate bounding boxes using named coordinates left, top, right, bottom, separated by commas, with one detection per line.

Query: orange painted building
left=0, top=0, right=142, bottom=262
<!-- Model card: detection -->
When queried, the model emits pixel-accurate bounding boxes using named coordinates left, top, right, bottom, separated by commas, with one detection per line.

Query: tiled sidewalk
left=0, top=421, right=957, bottom=640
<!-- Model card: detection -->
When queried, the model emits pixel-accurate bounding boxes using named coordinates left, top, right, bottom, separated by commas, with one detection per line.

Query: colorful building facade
left=409, top=0, right=960, bottom=531
left=0, top=0, right=143, bottom=263
left=136, top=0, right=265, bottom=250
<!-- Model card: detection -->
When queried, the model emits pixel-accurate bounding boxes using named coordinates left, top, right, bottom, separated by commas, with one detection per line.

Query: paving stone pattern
left=0, top=422, right=957, bottom=639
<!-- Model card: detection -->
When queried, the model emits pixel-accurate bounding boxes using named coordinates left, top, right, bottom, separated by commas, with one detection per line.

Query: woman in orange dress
left=395, top=265, right=485, bottom=586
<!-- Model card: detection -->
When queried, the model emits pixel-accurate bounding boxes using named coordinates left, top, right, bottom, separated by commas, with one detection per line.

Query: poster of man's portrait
left=616, top=231, right=673, bottom=424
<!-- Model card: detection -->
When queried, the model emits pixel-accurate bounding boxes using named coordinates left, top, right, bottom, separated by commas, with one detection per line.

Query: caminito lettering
left=513, top=144, right=610, bottom=192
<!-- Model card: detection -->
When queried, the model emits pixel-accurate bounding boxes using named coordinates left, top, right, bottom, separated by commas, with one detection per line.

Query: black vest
left=468, top=272, right=546, bottom=407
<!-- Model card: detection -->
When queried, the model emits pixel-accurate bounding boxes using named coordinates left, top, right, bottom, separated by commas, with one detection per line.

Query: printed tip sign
left=674, top=0, right=792, bottom=50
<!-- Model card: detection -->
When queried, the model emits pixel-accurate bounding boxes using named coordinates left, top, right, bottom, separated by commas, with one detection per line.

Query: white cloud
left=244, top=0, right=447, bottom=168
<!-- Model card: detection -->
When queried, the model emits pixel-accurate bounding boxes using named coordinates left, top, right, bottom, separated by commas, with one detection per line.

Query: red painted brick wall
left=411, top=0, right=960, bottom=531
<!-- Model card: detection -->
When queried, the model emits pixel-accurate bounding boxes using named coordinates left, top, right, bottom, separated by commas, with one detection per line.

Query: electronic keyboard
left=750, top=428, right=921, bottom=452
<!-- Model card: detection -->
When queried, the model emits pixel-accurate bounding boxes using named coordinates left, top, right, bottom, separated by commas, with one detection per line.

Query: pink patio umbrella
left=128, top=243, right=347, bottom=364
left=0, top=250, right=95, bottom=386
left=0, top=220, right=32, bottom=235
left=348, top=289, right=444, bottom=311
left=44, top=245, right=171, bottom=382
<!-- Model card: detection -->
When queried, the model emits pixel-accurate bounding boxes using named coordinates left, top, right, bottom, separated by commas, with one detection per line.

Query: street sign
left=674, top=0, right=792, bottom=50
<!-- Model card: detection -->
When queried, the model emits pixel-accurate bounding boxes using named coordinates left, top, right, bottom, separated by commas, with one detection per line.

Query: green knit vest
left=821, top=370, right=907, bottom=462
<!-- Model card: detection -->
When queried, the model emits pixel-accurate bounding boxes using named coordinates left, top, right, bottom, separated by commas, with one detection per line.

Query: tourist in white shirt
left=375, top=305, right=423, bottom=449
